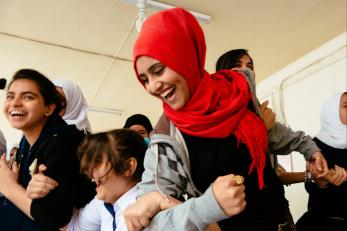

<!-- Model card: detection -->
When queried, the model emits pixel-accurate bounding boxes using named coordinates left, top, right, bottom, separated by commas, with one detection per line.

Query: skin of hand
left=26, top=164, right=58, bottom=199
left=320, top=165, right=347, bottom=186
left=259, top=100, right=276, bottom=130
left=307, top=152, right=328, bottom=179
left=212, top=174, right=246, bottom=217
left=0, top=154, right=19, bottom=191
left=0, top=154, right=33, bottom=219
left=124, top=191, right=166, bottom=231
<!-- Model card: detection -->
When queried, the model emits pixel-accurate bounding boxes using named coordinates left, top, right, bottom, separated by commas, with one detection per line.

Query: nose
left=11, top=96, right=22, bottom=107
left=146, top=77, right=162, bottom=95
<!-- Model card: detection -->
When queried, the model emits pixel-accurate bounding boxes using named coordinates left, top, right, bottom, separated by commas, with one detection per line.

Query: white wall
left=257, top=32, right=346, bottom=222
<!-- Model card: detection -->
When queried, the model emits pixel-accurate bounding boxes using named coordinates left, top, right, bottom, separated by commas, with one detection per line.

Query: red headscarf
left=133, top=8, right=268, bottom=188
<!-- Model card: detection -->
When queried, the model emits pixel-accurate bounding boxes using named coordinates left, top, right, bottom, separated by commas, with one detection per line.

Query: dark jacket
left=0, top=115, right=80, bottom=230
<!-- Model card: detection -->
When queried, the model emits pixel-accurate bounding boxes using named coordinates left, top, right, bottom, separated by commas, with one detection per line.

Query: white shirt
left=67, top=186, right=137, bottom=231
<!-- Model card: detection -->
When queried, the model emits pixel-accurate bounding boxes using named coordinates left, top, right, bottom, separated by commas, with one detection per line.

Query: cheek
left=340, top=110, right=347, bottom=125
left=2, top=103, right=7, bottom=114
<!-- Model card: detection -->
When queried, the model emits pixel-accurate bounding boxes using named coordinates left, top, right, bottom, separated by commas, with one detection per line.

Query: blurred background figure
left=6, top=143, right=18, bottom=163
left=53, top=79, right=92, bottom=134
left=123, top=114, right=153, bottom=146
left=0, top=130, right=5, bottom=155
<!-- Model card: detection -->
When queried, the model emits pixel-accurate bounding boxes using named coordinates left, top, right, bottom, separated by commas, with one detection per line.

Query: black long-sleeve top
left=183, top=132, right=288, bottom=230
left=305, top=138, right=347, bottom=219
left=0, top=115, right=80, bottom=230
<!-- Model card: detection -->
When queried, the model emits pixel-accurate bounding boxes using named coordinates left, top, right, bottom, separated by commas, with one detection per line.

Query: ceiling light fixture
left=125, top=0, right=212, bottom=31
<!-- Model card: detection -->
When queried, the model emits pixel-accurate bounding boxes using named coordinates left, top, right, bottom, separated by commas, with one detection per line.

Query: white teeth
left=160, top=88, right=174, bottom=100
left=10, top=111, right=25, bottom=116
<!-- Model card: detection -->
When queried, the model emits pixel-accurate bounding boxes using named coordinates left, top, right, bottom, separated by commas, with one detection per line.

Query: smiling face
left=136, top=56, right=190, bottom=111
left=3, top=79, right=54, bottom=140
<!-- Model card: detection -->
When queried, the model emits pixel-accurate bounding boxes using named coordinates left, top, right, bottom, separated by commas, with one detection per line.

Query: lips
left=10, top=110, right=26, bottom=117
left=160, top=87, right=175, bottom=101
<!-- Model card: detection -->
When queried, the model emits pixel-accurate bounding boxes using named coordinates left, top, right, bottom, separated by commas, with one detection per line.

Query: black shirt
left=182, top=132, right=287, bottom=230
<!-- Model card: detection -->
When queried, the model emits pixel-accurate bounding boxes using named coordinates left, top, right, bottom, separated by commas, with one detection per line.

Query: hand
left=259, top=100, right=276, bottom=130
left=307, top=152, right=328, bottom=179
left=322, top=165, right=347, bottom=186
left=159, top=195, right=182, bottom=210
left=0, top=154, right=19, bottom=193
left=212, top=174, right=246, bottom=217
left=124, top=191, right=165, bottom=231
left=26, top=164, right=58, bottom=199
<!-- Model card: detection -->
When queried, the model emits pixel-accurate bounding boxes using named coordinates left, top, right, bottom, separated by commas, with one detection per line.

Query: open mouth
left=161, top=87, right=175, bottom=101
left=10, top=110, right=26, bottom=117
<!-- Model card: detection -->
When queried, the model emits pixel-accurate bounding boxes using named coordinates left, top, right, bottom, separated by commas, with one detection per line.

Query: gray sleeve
left=138, top=145, right=185, bottom=198
left=138, top=143, right=228, bottom=230
left=268, top=122, right=320, bottom=160
left=143, top=186, right=228, bottom=231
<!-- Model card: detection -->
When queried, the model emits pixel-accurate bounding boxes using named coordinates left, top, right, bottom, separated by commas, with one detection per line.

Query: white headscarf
left=53, top=79, right=92, bottom=133
left=316, top=92, right=347, bottom=149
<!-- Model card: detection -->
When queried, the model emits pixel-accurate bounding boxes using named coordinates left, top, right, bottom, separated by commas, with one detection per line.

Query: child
left=66, top=129, right=147, bottom=231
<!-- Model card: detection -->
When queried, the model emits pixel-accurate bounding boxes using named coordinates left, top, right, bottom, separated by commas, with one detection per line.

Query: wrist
left=304, top=171, right=314, bottom=184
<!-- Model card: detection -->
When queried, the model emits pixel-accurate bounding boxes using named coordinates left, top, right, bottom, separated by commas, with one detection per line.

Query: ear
left=45, top=103, right=56, bottom=117
left=124, top=157, right=137, bottom=177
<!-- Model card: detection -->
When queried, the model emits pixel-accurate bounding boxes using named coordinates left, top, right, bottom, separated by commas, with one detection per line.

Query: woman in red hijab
left=124, top=8, right=288, bottom=231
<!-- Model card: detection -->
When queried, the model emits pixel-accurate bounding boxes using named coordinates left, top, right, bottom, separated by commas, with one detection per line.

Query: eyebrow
left=7, top=91, right=39, bottom=97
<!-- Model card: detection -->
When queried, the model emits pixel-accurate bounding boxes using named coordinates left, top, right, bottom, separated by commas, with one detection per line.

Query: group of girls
left=0, top=7, right=345, bottom=231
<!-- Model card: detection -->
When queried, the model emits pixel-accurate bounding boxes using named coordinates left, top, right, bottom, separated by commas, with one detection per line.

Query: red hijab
left=133, top=8, right=268, bottom=188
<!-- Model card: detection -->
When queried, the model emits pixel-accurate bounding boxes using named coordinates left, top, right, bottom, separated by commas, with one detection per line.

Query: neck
left=109, top=180, right=137, bottom=204
left=23, top=121, right=47, bottom=146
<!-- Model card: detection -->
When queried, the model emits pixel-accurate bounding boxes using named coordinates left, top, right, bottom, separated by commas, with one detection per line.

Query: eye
left=23, top=95, right=34, bottom=100
left=5, top=93, right=16, bottom=101
left=139, top=77, right=149, bottom=85
left=154, top=66, right=165, bottom=76
left=230, top=62, right=241, bottom=69
left=247, top=64, right=254, bottom=70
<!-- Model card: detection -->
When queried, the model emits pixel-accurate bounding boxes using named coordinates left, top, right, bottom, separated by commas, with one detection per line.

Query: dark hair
left=216, top=49, right=253, bottom=71
left=123, top=114, right=153, bottom=134
left=8, top=69, right=62, bottom=115
left=78, top=129, right=146, bottom=182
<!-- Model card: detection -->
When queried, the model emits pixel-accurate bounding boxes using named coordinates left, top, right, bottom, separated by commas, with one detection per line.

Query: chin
left=96, top=193, right=106, bottom=201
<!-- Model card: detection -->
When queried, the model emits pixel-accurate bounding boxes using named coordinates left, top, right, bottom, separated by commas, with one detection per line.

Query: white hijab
left=316, top=92, right=347, bottom=149
left=53, top=79, right=92, bottom=133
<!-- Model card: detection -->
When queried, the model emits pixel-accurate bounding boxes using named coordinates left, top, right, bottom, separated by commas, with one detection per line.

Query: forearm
left=2, top=181, right=33, bottom=219
left=268, top=123, right=320, bottom=159
left=278, top=172, right=305, bottom=185
left=143, top=186, right=228, bottom=231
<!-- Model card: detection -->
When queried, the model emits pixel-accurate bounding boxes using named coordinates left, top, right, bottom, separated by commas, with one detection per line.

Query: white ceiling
left=0, top=0, right=346, bottom=132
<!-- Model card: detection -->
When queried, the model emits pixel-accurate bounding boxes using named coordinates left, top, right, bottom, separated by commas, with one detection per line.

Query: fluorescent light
left=88, top=106, right=122, bottom=116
